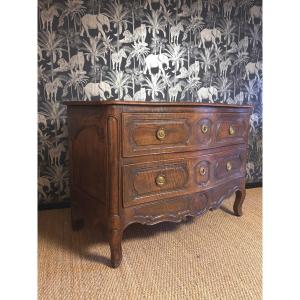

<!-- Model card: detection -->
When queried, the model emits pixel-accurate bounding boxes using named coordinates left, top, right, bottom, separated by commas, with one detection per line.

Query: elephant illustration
left=80, top=14, right=110, bottom=38
left=133, top=88, right=147, bottom=101
left=111, top=49, right=127, bottom=71
left=249, top=6, right=262, bottom=25
left=245, top=61, right=262, bottom=80
left=144, top=54, right=169, bottom=75
left=197, top=86, right=218, bottom=102
left=199, top=28, right=222, bottom=49
left=84, top=81, right=112, bottom=101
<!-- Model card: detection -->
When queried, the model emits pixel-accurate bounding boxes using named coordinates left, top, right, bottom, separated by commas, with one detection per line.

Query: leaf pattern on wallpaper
left=38, top=0, right=262, bottom=204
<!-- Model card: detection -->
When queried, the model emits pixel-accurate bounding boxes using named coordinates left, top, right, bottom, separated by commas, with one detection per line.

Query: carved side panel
left=72, top=125, right=105, bottom=203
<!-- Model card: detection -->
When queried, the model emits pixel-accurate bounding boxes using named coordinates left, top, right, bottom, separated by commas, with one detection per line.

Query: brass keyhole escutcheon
left=229, top=125, right=235, bottom=135
left=156, top=128, right=166, bottom=140
left=199, top=167, right=206, bottom=176
left=226, top=161, right=232, bottom=172
left=155, top=175, right=166, bottom=186
left=201, top=124, right=209, bottom=134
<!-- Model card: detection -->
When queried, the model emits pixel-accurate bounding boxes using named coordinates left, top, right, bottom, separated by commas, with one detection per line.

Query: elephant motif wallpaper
left=38, top=0, right=262, bottom=205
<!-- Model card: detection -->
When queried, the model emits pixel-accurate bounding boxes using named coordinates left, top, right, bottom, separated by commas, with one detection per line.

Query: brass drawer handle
left=155, top=175, right=166, bottom=186
left=156, top=128, right=166, bottom=140
left=229, top=125, right=235, bottom=135
left=199, top=167, right=206, bottom=176
left=201, top=124, right=209, bottom=134
left=226, top=161, right=232, bottom=172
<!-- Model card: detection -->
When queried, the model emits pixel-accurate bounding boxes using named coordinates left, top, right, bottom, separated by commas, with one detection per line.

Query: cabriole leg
left=233, top=189, right=246, bottom=217
left=108, top=228, right=123, bottom=268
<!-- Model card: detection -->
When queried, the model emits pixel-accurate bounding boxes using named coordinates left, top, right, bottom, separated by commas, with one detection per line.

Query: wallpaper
left=38, top=0, right=262, bottom=205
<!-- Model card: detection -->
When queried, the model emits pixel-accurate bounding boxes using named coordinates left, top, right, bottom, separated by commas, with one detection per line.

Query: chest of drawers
left=64, top=101, right=252, bottom=268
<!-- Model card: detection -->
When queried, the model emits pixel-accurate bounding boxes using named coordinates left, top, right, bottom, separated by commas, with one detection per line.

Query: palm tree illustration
left=105, top=0, right=130, bottom=52
left=38, top=31, right=65, bottom=81
left=181, top=77, right=202, bottom=101
left=199, top=48, right=217, bottom=73
left=63, top=70, right=89, bottom=100
left=215, top=76, right=233, bottom=102
left=232, top=50, right=249, bottom=81
left=239, top=0, right=255, bottom=22
left=82, top=37, right=108, bottom=82
left=38, top=129, right=52, bottom=162
left=64, top=0, right=86, bottom=32
left=162, top=9, right=175, bottom=43
left=145, top=10, right=166, bottom=39
left=243, top=79, right=259, bottom=103
left=150, top=36, right=167, bottom=55
left=126, top=42, right=150, bottom=94
left=249, top=25, right=262, bottom=49
left=143, top=74, right=165, bottom=101
left=44, top=165, right=69, bottom=196
left=218, top=19, right=237, bottom=48
left=126, top=42, right=150, bottom=72
left=40, top=101, right=67, bottom=148
left=106, top=70, right=131, bottom=99
left=184, top=16, right=205, bottom=46
left=40, top=101, right=66, bottom=132
left=165, top=43, right=186, bottom=73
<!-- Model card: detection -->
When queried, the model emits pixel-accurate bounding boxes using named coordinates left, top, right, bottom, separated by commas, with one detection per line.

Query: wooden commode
left=64, top=101, right=252, bottom=268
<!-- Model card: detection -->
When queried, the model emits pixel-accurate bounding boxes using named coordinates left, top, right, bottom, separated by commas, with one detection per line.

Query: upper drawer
left=122, top=112, right=249, bottom=157
left=215, top=114, right=249, bottom=146
left=122, top=113, right=195, bottom=157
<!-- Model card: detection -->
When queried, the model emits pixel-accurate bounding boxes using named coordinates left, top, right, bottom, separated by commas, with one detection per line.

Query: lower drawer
left=122, top=147, right=247, bottom=207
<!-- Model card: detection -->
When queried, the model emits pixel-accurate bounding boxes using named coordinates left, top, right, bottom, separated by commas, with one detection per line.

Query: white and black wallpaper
left=38, top=0, right=262, bottom=205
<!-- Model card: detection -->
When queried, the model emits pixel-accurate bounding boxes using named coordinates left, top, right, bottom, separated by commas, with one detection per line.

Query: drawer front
left=123, top=147, right=247, bottom=207
left=215, top=114, right=249, bottom=145
left=122, top=112, right=250, bottom=157
left=123, top=160, right=189, bottom=207
left=214, top=151, right=246, bottom=181
left=122, top=113, right=194, bottom=157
